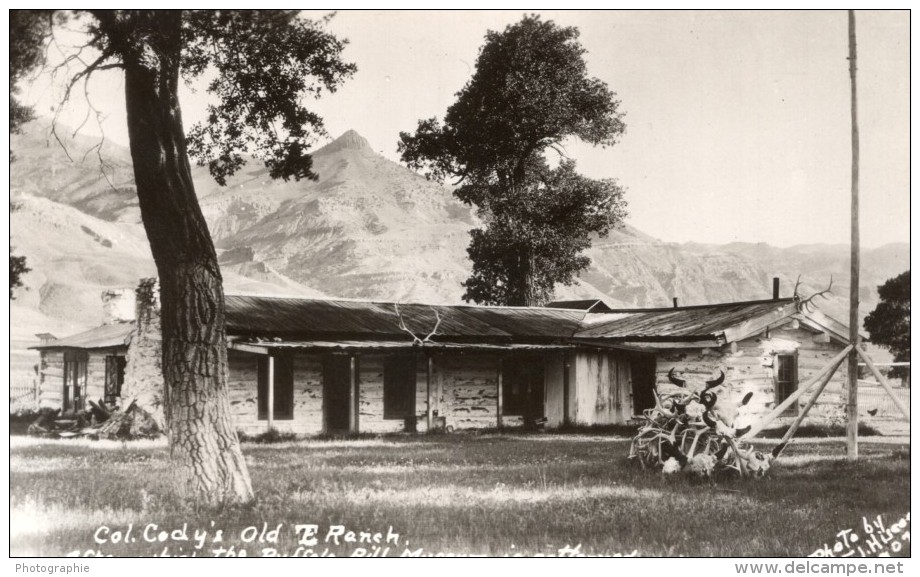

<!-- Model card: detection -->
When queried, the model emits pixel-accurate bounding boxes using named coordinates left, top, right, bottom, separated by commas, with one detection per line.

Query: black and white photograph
left=7, top=7, right=912, bottom=561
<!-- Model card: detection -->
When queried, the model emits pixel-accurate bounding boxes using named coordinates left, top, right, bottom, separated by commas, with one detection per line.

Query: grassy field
left=10, top=432, right=910, bottom=557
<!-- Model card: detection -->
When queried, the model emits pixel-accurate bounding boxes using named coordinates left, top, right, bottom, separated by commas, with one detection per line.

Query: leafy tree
left=9, top=249, right=31, bottom=299
left=864, top=270, right=910, bottom=382
left=399, top=14, right=626, bottom=306
left=9, top=12, right=49, bottom=298
left=12, top=9, right=355, bottom=503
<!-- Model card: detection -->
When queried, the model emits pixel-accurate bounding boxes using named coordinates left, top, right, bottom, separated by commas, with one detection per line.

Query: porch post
left=496, top=356, right=503, bottom=430
left=426, top=354, right=434, bottom=431
left=267, top=355, right=274, bottom=432
left=563, top=352, right=571, bottom=427
left=349, top=354, right=358, bottom=434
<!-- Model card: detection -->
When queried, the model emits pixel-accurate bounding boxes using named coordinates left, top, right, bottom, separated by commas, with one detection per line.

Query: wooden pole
left=267, top=355, right=274, bottom=432
left=773, top=353, right=847, bottom=458
left=348, top=355, right=357, bottom=434
left=426, top=354, right=434, bottom=431
left=741, top=345, right=853, bottom=440
left=496, top=357, right=503, bottom=430
left=855, top=346, right=910, bottom=420
left=846, top=9, right=861, bottom=461
left=562, top=353, right=570, bottom=427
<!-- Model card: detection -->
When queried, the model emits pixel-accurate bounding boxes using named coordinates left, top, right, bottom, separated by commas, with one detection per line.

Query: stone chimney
left=123, top=278, right=165, bottom=427
left=101, top=288, right=136, bottom=324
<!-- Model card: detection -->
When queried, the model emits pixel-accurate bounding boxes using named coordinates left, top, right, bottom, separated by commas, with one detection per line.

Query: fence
left=9, top=380, right=39, bottom=413
left=856, top=362, right=910, bottom=420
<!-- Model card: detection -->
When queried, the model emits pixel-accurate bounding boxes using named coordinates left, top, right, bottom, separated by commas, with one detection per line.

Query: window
left=257, top=354, right=294, bottom=420
left=383, top=355, right=416, bottom=419
left=104, top=356, right=126, bottom=404
left=502, top=358, right=545, bottom=417
left=775, top=353, right=799, bottom=407
left=63, top=351, right=88, bottom=412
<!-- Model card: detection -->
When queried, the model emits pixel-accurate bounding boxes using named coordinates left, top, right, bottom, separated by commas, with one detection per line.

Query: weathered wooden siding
left=37, top=349, right=120, bottom=410
left=224, top=350, right=591, bottom=435
left=571, top=351, right=633, bottom=425
left=358, top=355, right=405, bottom=434
left=655, top=322, right=848, bottom=429
left=39, top=351, right=64, bottom=408
left=437, top=354, right=503, bottom=430
left=227, top=351, right=324, bottom=435
left=544, top=352, right=567, bottom=427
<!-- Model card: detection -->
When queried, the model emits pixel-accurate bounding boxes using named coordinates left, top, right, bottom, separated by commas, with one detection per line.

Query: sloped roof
left=31, top=322, right=133, bottom=350
left=224, top=295, right=585, bottom=341
left=575, top=299, right=797, bottom=341
left=35, top=295, right=848, bottom=352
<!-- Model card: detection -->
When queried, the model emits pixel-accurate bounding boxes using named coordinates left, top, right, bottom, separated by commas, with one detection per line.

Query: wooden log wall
left=655, top=322, right=848, bottom=429
left=38, top=351, right=64, bottom=409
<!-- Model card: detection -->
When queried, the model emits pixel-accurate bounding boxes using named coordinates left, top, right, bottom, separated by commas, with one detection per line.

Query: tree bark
left=119, top=12, right=254, bottom=503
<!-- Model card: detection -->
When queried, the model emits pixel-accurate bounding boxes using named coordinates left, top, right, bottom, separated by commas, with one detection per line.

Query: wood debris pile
left=27, top=400, right=161, bottom=440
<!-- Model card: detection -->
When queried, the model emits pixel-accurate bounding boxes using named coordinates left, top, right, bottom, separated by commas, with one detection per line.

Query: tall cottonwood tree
left=13, top=10, right=355, bottom=502
left=399, top=15, right=626, bottom=306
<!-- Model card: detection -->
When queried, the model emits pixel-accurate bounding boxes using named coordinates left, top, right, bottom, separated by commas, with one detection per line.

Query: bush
left=237, top=428, right=299, bottom=444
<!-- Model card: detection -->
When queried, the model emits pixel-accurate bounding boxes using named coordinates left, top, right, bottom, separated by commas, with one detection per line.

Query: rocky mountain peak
left=317, top=129, right=372, bottom=154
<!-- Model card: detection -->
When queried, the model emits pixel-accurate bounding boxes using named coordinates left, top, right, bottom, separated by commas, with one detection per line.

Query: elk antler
left=393, top=304, right=442, bottom=345
left=795, top=276, right=833, bottom=313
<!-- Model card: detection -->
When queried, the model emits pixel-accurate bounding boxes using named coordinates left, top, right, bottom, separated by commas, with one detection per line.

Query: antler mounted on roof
left=393, top=303, right=442, bottom=345
left=793, top=275, right=833, bottom=313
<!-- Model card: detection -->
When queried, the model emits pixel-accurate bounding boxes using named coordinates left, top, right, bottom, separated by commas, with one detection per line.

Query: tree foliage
left=9, top=11, right=50, bottom=298
left=9, top=250, right=30, bottom=300
left=399, top=15, right=626, bottom=306
left=11, top=9, right=355, bottom=503
left=864, top=270, right=910, bottom=381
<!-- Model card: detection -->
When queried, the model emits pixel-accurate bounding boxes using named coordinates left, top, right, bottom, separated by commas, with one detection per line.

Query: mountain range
left=9, top=122, right=908, bottom=386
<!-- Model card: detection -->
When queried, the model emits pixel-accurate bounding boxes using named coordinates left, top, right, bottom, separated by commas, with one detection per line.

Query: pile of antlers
left=793, top=275, right=834, bottom=313
left=629, top=368, right=775, bottom=480
left=393, top=303, right=442, bottom=345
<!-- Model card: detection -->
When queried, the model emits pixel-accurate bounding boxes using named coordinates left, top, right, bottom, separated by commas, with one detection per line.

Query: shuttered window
left=383, top=355, right=416, bottom=419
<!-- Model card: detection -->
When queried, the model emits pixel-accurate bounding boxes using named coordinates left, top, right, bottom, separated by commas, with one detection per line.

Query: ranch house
left=32, top=278, right=853, bottom=435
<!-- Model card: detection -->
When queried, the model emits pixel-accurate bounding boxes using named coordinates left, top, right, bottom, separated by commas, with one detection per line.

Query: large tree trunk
left=119, top=12, right=254, bottom=503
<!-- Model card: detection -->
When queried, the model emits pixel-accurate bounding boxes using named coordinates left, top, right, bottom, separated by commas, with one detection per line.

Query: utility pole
left=846, top=9, right=861, bottom=461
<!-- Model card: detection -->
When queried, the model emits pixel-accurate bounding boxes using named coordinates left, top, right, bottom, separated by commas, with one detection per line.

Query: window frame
left=774, top=352, right=799, bottom=410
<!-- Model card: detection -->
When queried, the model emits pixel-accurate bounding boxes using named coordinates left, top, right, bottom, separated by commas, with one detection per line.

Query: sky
left=23, top=10, right=910, bottom=248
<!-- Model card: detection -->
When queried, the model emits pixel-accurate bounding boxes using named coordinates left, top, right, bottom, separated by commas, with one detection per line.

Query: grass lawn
left=10, top=433, right=911, bottom=557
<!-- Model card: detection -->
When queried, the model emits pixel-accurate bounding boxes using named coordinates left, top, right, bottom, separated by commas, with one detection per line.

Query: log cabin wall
left=38, top=351, right=64, bottom=409
left=38, top=348, right=123, bottom=411
left=654, top=323, right=847, bottom=429
left=226, top=350, right=578, bottom=435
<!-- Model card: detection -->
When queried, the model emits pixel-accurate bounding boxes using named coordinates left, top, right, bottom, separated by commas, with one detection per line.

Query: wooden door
left=323, top=355, right=352, bottom=432
left=630, top=355, right=657, bottom=416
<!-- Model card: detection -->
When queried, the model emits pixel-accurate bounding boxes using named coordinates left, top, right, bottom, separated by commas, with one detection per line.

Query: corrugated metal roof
left=31, top=322, right=133, bottom=350
left=224, top=296, right=584, bottom=340
left=574, top=299, right=796, bottom=340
